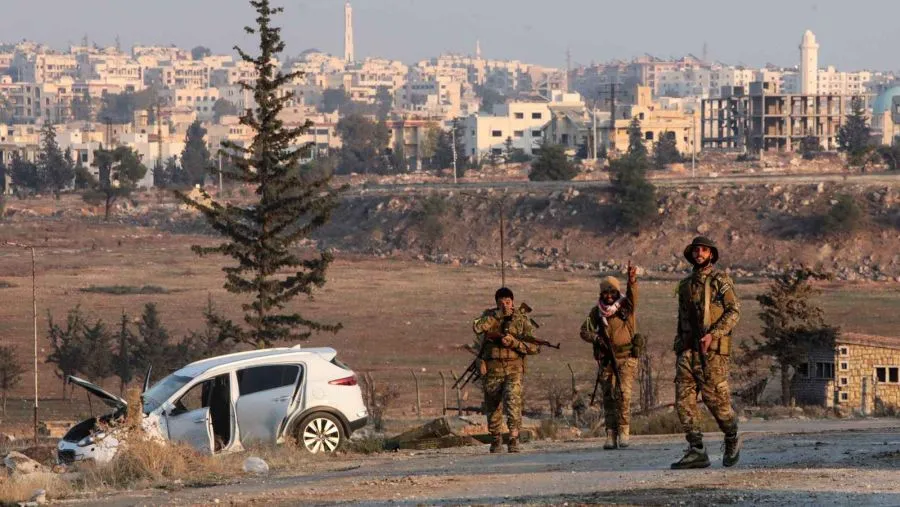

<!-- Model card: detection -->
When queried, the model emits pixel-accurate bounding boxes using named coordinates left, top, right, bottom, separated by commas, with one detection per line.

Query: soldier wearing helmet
left=579, top=262, right=639, bottom=450
left=671, top=236, right=742, bottom=469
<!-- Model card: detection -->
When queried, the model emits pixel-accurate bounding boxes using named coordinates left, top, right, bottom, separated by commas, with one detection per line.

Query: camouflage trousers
left=600, top=356, right=637, bottom=430
left=482, top=359, right=525, bottom=437
left=674, top=351, right=738, bottom=438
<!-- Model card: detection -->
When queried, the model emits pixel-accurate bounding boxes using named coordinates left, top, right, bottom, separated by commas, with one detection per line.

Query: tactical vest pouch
left=631, top=333, right=646, bottom=358
left=717, top=334, right=731, bottom=355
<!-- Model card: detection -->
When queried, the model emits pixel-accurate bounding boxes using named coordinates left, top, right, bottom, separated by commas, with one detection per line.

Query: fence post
left=439, top=371, right=447, bottom=416
left=410, top=369, right=421, bottom=418
left=451, top=370, right=463, bottom=415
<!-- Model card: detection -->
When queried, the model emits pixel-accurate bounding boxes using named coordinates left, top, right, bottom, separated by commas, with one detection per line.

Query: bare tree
left=0, top=345, right=25, bottom=414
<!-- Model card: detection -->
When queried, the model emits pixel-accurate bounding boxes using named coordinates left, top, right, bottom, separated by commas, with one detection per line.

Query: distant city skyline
left=0, top=0, right=897, bottom=71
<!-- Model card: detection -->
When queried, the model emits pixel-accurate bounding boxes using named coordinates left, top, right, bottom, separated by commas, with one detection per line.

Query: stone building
left=792, top=333, right=900, bottom=415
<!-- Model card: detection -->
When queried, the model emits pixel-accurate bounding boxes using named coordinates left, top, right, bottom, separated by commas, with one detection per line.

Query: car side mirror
left=161, top=401, right=175, bottom=415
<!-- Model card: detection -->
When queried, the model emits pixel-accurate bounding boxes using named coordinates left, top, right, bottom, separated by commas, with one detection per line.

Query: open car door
left=163, top=379, right=215, bottom=454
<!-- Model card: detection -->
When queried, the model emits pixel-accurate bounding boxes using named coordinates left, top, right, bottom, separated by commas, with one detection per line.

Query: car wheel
left=296, top=413, right=345, bottom=454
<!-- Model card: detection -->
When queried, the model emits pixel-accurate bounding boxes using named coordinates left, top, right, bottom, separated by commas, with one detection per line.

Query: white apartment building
left=395, top=74, right=463, bottom=120
left=146, top=61, right=210, bottom=88
left=76, top=53, right=144, bottom=92
left=15, top=53, right=78, bottom=83
left=463, top=92, right=584, bottom=159
left=161, top=87, right=221, bottom=121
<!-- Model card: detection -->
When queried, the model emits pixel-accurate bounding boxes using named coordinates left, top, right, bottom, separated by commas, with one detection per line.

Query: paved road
left=83, top=418, right=900, bottom=506
left=345, top=172, right=900, bottom=196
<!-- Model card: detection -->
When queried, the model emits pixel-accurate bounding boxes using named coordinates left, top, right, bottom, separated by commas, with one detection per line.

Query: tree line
left=45, top=299, right=236, bottom=399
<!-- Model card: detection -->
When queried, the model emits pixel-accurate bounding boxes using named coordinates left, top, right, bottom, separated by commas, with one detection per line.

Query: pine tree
left=626, top=116, right=648, bottom=162
left=181, top=120, right=211, bottom=185
left=652, top=131, right=681, bottom=170
left=135, top=303, right=174, bottom=381
left=9, top=153, right=42, bottom=196
left=741, top=268, right=839, bottom=405
left=46, top=306, right=87, bottom=400
left=837, top=97, right=872, bottom=166
left=84, top=146, right=147, bottom=220
left=38, top=123, right=75, bottom=197
left=177, top=0, right=341, bottom=348
left=80, top=319, right=114, bottom=385
left=0, top=345, right=25, bottom=414
left=611, top=116, right=657, bottom=229
left=528, top=143, right=577, bottom=181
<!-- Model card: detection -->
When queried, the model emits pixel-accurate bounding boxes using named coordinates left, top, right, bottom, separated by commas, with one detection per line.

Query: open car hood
left=67, top=375, right=128, bottom=410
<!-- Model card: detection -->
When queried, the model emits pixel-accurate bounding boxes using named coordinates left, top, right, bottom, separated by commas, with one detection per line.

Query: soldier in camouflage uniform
left=472, top=287, right=541, bottom=453
left=671, top=236, right=742, bottom=469
left=579, top=263, right=639, bottom=449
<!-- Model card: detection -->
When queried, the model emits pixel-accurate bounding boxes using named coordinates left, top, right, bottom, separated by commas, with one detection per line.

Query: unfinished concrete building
left=701, top=81, right=853, bottom=154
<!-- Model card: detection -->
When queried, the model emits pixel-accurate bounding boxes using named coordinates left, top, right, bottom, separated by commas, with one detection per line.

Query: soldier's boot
left=723, top=432, right=741, bottom=467
left=507, top=435, right=521, bottom=453
left=617, top=425, right=630, bottom=448
left=603, top=430, right=618, bottom=450
left=671, top=433, right=710, bottom=470
left=489, top=436, right=504, bottom=454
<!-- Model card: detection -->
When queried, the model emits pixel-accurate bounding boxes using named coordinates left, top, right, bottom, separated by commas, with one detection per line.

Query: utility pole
left=31, top=247, right=37, bottom=446
left=218, top=152, right=223, bottom=192
left=451, top=119, right=458, bottom=184
left=691, top=113, right=697, bottom=178
left=596, top=83, right=624, bottom=155
left=2, top=242, right=40, bottom=444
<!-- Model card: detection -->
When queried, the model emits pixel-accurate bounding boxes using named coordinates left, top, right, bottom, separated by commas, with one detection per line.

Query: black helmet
left=494, top=287, right=514, bottom=301
left=683, top=236, right=719, bottom=265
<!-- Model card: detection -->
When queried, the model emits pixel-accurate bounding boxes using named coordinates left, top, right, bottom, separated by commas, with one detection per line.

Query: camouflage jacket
left=472, top=307, right=540, bottom=360
left=674, top=268, right=741, bottom=355
left=580, top=279, right=638, bottom=359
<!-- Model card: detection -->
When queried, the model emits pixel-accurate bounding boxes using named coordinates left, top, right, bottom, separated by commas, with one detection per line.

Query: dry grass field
left=1, top=217, right=899, bottom=432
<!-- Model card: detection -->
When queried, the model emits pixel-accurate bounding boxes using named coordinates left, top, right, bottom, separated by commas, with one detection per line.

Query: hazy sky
left=0, top=0, right=895, bottom=71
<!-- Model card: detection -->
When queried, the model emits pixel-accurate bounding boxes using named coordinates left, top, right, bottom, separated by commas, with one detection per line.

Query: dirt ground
left=1, top=216, right=900, bottom=433
left=68, top=418, right=900, bottom=506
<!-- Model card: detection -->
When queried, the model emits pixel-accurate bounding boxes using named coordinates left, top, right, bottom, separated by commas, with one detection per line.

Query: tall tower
left=800, top=30, right=819, bottom=95
left=344, top=1, right=354, bottom=64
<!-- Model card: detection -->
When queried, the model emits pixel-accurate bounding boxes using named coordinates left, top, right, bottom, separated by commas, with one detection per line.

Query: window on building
left=840, top=362, right=848, bottom=371
left=645, top=131, right=654, bottom=141
left=840, top=392, right=849, bottom=401
left=532, top=130, right=542, bottom=138
left=797, top=362, right=809, bottom=378
left=531, top=112, right=542, bottom=119
left=840, top=377, right=848, bottom=386
left=814, top=362, right=834, bottom=380
left=561, top=133, right=569, bottom=144
left=514, top=130, right=524, bottom=138
left=876, top=367, right=888, bottom=383
left=639, top=112, right=646, bottom=120
left=491, top=130, right=503, bottom=137
left=839, top=346, right=849, bottom=356
left=514, top=112, right=524, bottom=119
left=491, top=148, right=502, bottom=155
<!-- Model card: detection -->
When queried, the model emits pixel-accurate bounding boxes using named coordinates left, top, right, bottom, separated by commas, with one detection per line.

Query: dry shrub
left=77, top=438, right=225, bottom=490
left=345, top=436, right=385, bottom=455
left=535, top=419, right=560, bottom=440
left=630, top=409, right=718, bottom=436
left=0, top=472, right=71, bottom=505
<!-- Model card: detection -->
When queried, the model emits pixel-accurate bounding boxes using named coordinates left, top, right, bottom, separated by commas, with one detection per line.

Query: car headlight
left=77, top=431, right=107, bottom=447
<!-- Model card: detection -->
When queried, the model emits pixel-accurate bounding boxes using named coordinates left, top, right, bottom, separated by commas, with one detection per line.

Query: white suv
left=58, top=346, right=368, bottom=464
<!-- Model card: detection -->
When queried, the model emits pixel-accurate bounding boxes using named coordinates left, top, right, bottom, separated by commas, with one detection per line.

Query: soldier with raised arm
left=580, top=262, right=640, bottom=449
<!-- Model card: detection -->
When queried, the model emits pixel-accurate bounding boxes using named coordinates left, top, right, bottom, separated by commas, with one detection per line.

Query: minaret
left=475, top=39, right=481, bottom=60
left=800, top=30, right=818, bottom=95
left=344, top=1, right=354, bottom=64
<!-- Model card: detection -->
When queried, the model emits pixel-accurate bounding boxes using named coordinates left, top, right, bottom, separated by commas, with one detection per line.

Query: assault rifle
left=590, top=329, right=623, bottom=404
left=452, top=303, right=559, bottom=390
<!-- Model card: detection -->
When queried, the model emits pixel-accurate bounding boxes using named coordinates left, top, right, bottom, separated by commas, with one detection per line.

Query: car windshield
left=142, top=374, right=193, bottom=414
